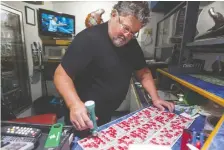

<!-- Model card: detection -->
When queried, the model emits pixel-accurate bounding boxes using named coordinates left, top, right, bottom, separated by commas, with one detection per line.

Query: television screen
left=38, top=9, right=75, bottom=37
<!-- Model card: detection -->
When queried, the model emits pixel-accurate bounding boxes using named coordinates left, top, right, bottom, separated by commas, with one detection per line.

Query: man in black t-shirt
left=54, top=2, right=174, bottom=131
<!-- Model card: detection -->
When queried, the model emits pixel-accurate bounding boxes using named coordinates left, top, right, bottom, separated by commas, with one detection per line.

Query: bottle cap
left=85, top=101, right=95, bottom=107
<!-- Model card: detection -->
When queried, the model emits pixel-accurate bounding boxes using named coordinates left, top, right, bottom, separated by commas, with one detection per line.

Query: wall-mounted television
left=38, top=8, right=75, bottom=38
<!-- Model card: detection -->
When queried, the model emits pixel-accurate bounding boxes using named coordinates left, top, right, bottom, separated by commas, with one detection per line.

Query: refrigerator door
left=1, top=4, right=31, bottom=116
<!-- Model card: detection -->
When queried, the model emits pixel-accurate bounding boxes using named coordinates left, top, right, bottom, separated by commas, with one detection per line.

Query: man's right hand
left=69, top=101, right=94, bottom=131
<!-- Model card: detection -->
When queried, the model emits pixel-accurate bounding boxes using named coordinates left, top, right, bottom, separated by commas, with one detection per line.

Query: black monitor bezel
left=38, top=8, right=75, bottom=38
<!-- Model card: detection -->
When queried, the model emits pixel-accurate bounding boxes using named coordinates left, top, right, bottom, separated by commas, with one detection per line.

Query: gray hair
left=113, top=1, right=150, bottom=26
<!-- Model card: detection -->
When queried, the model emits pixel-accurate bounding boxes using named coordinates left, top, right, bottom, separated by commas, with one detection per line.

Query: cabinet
left=154, top=2, right=200, bottom=64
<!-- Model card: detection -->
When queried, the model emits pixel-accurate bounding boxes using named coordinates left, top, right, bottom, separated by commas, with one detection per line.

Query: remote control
left=1, top=126, right=42, bottom=138
left=1, top=141, right=34, bottom=150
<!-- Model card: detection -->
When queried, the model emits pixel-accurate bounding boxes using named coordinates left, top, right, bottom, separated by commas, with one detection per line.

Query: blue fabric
left=174, top=74, right=224, bottom=99
left=71, top=107, right=206, bottom=150
left=208, top=121, right=224, bottom=150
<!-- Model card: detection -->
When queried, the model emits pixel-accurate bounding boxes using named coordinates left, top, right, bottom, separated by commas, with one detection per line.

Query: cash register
left=1, top=121, right=73, bottom=150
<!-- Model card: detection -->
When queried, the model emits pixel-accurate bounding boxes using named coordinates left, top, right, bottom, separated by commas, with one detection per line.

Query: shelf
left=154, top=46, right=173, bottom=49
left=188, top=48, right=223, bottom=53
left=151, top=1, right=182, bottom=14
left=45, top=59, right=61, bottom=63
left=2, top=88, right=20, bottom=96
left=1, top=71, right=14, bottom=77
left=42, top=39, right=72, bottom=46
left=186, top=37, right=224, bottom=48
left=146, top=61, right=168, bottom=66
left=157, top=68, right=224, bottom=107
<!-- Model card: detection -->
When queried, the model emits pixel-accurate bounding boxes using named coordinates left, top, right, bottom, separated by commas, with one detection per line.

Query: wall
left=52, top=1, right=163, bottom=59
left=52, top=1, right=117, bottom=34
left=139, top=11, right=164, bottom=58
left=2, top=1, right=53, bottom=117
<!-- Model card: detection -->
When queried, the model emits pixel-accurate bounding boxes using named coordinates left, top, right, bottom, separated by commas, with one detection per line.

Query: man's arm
left=54, top=64, right=81, bottom=110
left=135, top=67, right=174, bottom=112
left=135, top=67, right=159, bottom=100
left=54, top=64, right=93, bottom=130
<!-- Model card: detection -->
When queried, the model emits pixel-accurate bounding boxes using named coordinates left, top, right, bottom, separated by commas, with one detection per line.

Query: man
left=54, top=2, right=174, bottom=131
left=48, top=16, right=67, bottom=32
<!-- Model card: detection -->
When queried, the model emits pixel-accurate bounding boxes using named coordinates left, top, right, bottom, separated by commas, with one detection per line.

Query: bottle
left=85, top=9, right=105, bottom=27
left=84, top=100, right=98, bottom=136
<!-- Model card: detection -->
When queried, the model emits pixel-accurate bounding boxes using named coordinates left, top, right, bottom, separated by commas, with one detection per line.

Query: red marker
left=196, top=141, right=201, bottom=149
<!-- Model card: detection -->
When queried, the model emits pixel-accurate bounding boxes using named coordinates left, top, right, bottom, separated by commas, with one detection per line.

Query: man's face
left=109, top=12, right=142, bottom=47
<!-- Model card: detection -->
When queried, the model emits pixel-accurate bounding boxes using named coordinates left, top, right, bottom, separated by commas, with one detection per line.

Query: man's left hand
left=152, top=98, right=175, bottom=112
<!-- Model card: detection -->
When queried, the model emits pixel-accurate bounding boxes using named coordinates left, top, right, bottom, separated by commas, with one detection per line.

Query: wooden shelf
left=157, top=68, right=224, bottom=107
left=42, top=39, right=72, bottom=46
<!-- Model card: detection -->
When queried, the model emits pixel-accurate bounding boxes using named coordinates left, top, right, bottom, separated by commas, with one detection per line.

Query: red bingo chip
left=78, top=106, right=194, bottom=149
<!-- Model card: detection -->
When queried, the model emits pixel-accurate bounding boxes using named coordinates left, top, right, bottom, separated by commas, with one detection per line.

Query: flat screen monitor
left=38, top=8, right=75, bottom=37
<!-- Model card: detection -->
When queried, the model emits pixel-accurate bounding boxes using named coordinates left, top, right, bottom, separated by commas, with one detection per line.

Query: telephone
left=30, top=42, right=42, bottom=84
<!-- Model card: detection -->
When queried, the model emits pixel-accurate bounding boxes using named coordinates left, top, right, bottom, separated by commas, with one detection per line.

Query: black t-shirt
left=61, top=22, right=146, bottom=111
